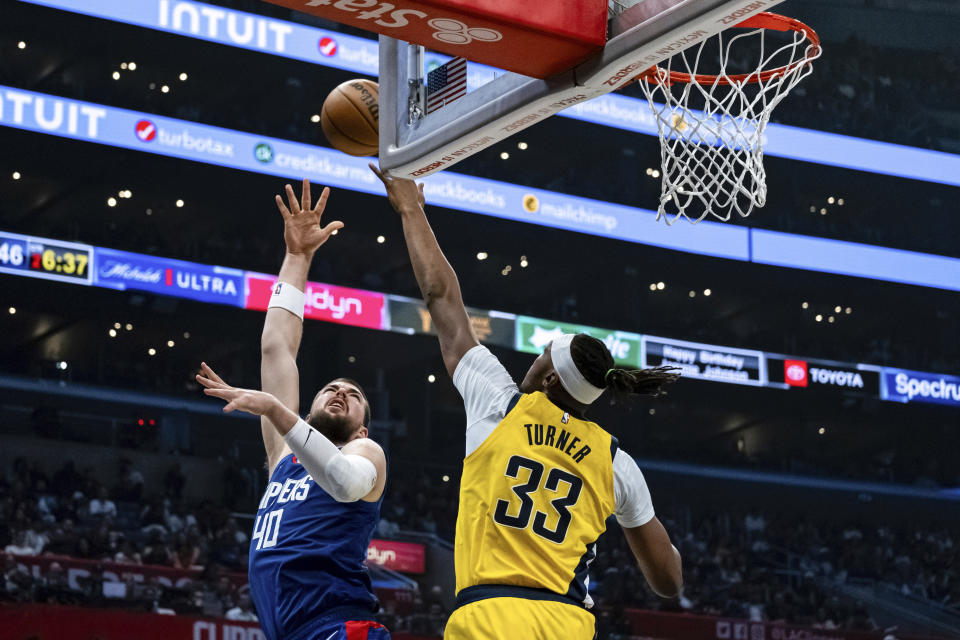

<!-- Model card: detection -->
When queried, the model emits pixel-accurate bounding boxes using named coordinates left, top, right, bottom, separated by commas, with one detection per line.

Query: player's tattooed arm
left=261, top=180, right=343, bottom=472
left=371, top=164, right=478, bottom=377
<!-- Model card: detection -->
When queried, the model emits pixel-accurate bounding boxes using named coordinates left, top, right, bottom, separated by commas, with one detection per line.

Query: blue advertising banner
left=20, top=0, right=960, bottom=187
left=95, top=247, right=245, bottom=306
left=4, top=85, right=960, bottom=292
left=882, top=368, right=960, bottom=408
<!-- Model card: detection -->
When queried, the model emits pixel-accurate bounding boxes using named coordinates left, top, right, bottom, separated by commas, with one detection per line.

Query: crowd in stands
left=2, top=452, right=958, bottom=635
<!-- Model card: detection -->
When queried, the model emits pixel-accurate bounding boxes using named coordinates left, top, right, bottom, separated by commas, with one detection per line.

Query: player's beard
left=307, top=410, right=356, bottom=445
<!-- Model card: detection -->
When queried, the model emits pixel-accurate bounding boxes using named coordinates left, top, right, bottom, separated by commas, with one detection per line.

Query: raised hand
left=370, top=164, right=425, bottom=214
left=196, top=362, right=280, bottom=417
left=275, top=179, right=344, bottom=255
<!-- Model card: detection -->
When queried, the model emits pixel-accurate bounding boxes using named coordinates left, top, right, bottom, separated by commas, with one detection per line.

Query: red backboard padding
left=261, top=0, right=608, bottom=78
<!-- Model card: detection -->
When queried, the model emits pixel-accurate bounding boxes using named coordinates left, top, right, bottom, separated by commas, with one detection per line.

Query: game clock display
left=0, top=231, right=93, bottom=285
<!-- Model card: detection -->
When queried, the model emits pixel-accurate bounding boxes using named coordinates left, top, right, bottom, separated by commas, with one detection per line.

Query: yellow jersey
left=454, top=391, right=617, bottom=604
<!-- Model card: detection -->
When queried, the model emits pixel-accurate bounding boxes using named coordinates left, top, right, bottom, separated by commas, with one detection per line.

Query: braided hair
left=569, top=333, right=680, bottom=402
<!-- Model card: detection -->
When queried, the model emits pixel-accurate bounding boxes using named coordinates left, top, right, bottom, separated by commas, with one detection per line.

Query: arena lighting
left=179, top=72, right=188, bottom=81
left=8, top=307, right=16, bottom=314
left=652, top=169, right=661, bottom=178
left=108, top=329, right=117, bottom=337
left=183, top=332, right=191, bottom=339
left=517, top=142, right=528, bottom=150
left=500, top=152, right=509, bottom=160
left=107, top=197, right=117, bottom=207
left=376, top=235, right=385, bottom=244
left=347, top=355, right=356, bottom=363
left=57, top=361, right=68, bottom=370
left=845, top=307, right=852, bottom=314
left=112, top=71, right=120, bottom=80
left=820, top=208, right=827, bottom=215
left=120, top=63, right=127, bottom=70
left=815, top=314, right=823, bottom=322
left=476, top=252, right=488, bottom=260
left=649, top=283, right=657, bottom=291
left=148, top=82, right=156, bottom=90
left=128, top=62, right=136, bottom=70
left=827, top=196, right=835, bottom=204
left=17, top=42, right=26, bottom=50
left=147, top=348, right=156, bottom=356
left=12, top=171, right=21, bottom=180
left=519, top=256, right=528, bottom=267
left=175, top=199, right=184, bottom=208
left=801, top=301, right=809, bottom=309
left=838, top=198, right=845, bottom=205
left=648, top=408, right=656, bottom=415
left=689, top=290, right=696, bottom=297
left=310, top=114, right=320, bottom=123
left=160, top=85, right=170, bottom=94
left=330, top=229, right=338, bottom=235
left=818, top=427, right=826, bottom=435
left=113, top=322, right=121, bottom=329
left=125, top=323, right=133, bottom=331
left=427, top=374, right=436, bottom=383
left=834, top=305, right=842, bottom=313
left=442, top=475, right=450, bottom=482
left=656, top=281, right=665, bottom=290
left=166, top=340, right=175, bottom=347
left=704, top=288, right=712, bottom=296
left=808, top=206, right=816, bottom=213
left=828, top=316, right=835, bottom=323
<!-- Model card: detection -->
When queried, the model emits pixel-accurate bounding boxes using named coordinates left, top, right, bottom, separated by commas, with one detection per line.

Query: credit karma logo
left=784, top=360, right=808, bottom=387
left=318, top=37, right=338, bottom=57
left=254, top=142, right=274, bottom=163
left=135, top=119, right=157, bottom=142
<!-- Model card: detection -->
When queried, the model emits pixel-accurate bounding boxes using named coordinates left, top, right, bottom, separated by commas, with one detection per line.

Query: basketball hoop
left=638, top=12, right=821, bottom=224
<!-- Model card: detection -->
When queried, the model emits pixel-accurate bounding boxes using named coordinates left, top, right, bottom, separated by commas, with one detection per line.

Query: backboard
left=378, top=0, right=786, bottom=178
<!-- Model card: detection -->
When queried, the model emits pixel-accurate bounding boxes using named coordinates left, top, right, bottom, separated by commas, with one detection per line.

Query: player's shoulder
left=342, top=437, right=386, bottom=463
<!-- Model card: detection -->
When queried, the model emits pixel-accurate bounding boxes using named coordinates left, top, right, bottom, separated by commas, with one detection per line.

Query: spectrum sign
left=882, top=368, right=960, bottom=407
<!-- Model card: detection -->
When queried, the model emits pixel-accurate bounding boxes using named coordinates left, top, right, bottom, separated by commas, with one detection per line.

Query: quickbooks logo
left=515, top=316, right=640, bottom=366
left=254, top=142, right=274, bottom=163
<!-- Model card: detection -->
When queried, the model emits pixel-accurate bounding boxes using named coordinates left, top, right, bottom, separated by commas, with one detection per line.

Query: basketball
left=320, top=79, right=379, bottom=156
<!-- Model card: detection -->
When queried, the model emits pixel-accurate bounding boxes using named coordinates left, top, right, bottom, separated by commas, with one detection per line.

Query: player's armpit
left=341, top=438, right=388, bottom=502
left=622, top=517, right=683, bottom=598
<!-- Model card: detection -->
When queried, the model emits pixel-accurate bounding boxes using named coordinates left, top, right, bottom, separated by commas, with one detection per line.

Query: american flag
left=426, top=57, right=467, bottom=114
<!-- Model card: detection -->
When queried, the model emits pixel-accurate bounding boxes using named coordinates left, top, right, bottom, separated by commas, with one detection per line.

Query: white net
left=638, top=14, right=821, bottom=224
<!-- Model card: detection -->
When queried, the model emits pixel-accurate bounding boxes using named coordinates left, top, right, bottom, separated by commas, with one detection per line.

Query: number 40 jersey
left=452, top=346, right=656, bottom=608
left=249, top=453, right=381, bottom=640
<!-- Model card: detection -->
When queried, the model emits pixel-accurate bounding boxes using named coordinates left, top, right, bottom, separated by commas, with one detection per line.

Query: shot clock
left=0, top=231, right=93, bottom=285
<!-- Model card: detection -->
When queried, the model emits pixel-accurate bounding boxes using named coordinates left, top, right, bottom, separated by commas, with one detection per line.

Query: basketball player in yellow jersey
left=372, top=165, right=684, bottom=639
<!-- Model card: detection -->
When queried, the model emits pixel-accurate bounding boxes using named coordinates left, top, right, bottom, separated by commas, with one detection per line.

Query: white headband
left=551, top=334, right=604, bottom=405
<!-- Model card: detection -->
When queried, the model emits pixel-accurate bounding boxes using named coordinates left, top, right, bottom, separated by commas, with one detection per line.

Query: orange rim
left=639, top=12, right=820, bottom=87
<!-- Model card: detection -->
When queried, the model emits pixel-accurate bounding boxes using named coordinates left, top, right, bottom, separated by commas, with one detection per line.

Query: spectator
left=225, top=592, right=259, bottom=621
left=88, top=486, right=117, bottom=520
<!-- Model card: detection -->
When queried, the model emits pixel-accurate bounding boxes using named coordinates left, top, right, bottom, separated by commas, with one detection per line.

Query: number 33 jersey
left=249, top=454, right=381, bottom=640
left=452, top=346, right=656, bottom=607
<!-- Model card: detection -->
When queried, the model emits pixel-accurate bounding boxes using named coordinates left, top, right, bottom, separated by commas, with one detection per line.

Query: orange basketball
left=320, top=79, right=379, bottom=157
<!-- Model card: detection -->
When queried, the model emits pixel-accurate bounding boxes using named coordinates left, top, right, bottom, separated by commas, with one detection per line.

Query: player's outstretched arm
left=261, top=180, right=343, bottom=473
left=371, top=165, right=478, bottom=376
left=198, top=363, right=382, bottom=502
left=622, top=519, right=683, bottom=598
